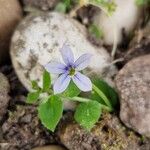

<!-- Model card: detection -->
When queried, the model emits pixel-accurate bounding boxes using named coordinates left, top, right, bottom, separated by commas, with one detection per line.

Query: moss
left=92, top=112, right=141, bottom=150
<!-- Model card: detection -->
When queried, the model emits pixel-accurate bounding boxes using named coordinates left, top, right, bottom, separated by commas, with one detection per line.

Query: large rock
left=115, top=55, right=150, bottom=137
left=10, top=12, right=116, bottom=91
left=57, top=112, right=145, bottom=150
left=0, top=0, right=22, bottom=64
left=0, top=73, right=10, bottom=121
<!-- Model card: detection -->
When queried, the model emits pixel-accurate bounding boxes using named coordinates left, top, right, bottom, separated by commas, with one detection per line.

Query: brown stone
left=0, top=0, right=22, bottom=63
left=115, top=55, right=150, bottom=137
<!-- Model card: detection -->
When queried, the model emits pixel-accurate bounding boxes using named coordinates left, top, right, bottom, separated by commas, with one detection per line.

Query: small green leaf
left=27, top=91, right=40, bottom=104
left=91, top=79, right=118, bottom=108
left=136, top=0, right=149, bottom=5
left=90, top=0, right=117, bottom=15
left=38, top=95, right=63, bottom=132
left=55, top=2, right=67, bottom=13
left=43, top=70, right=51, bottom=92
left=55, top=0, right=72, bottom=13
left=89, top=24, right=103, bottom=39
left=31, top=80, right=40, bottom=90
left=62, top=81, right=81, bottom=97
left=74, top=101, right=101, bottom=130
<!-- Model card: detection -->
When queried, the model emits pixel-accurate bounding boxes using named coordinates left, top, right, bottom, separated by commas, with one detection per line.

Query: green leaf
left=55, top=0, right=72, bottom=13
left=62, top=81, right=81, bottom=97
left=74, top=101, right=101, bottom=130
left=38, top=95, right=63, bottom=132
left=31, top=80, right=40, bottom=90
left=91, top=79, right=118, bottom=108
left=136, top=0, right=149, bottom=5
left=90, top=0, right=117, bottom=15
left=43, top=70, right=51, bottom=92
left=89, top=24, right=103, bottom=39
left=55, top=2, right=67, bottom=13
left=27, top=91, right=40, bottom=104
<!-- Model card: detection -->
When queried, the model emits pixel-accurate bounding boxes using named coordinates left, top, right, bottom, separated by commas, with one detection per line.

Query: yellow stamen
left=69, top=68, right=75, bottom=76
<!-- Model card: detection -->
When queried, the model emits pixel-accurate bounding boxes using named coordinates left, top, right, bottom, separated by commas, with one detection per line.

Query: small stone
left=10, top=12, right=116, bottom=109
left=0, top=0, right=22, bottom=64
left=57, top=112, right=143, bottom=150
left=0, top=73, right=10, bottom=121
left=32, top=145, right=66, bottom=150
left=115, top=55, right=150, bottom=137
left=22, top=0, right=59, bottom=11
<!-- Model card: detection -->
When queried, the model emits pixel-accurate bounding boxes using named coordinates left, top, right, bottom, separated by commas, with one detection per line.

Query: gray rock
left=0, top=73, right=10, bottom=121
left=115, top=55, right=150, bottom=137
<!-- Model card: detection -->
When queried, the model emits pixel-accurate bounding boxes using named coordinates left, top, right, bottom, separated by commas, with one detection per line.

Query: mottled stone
left=10, top=12, right=116, bottom=91
left=115, top=55, right=150, bottom=137
left=0, top=73, right=10, bottom=121
left=57, top=112, right=143, bottom=150
left=0, top=0, right=22, bottom=64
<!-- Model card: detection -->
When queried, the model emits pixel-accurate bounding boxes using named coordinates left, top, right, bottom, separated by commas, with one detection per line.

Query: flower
left=44, top=44, right=92, bottom=94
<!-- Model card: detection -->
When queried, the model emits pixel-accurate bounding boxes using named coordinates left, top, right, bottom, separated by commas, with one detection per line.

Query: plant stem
left=92, top=84, right=113, bottom=109
left=89, top=2, right=117, bottom=58
left=68, top=96, right=113, bottom=112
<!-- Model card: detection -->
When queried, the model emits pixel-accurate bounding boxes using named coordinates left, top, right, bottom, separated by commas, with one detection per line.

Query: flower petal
left=72, top=72, right=92, bottom=92
left=54, top=73, right=71, bottom=94
left=44, top=61, right=66, bottom=74
left=60, top=44, right=74, bottom=65
left=74, top=53, right=92, bottom=71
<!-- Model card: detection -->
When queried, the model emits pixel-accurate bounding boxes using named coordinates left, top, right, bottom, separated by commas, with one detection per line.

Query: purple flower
left=44, top=44, right=92, bottom=94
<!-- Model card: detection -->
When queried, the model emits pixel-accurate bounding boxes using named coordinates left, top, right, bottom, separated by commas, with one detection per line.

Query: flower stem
left=68, top=96, right=113, bottom=112
left=92, top=84, right=113, bottom=110
left=89, top=2, right=117, bottom=58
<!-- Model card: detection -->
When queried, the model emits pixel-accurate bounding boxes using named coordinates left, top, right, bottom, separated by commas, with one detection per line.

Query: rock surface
left=0, top=0, right=22, bottom=64
left=0, top=73, right=10, bottom=121
left=115, top=55, right=150, bottom=137
left=57, top=112, right=146, bottom=150
left=22, top=0, right=59, bottom=10
left=10, top=12, right=116, bottom=91
left=93, top=0, right=141, bottom=45
left=32, top=145, right=66, bottom=150
left=1, top=105, right=56, bottom=150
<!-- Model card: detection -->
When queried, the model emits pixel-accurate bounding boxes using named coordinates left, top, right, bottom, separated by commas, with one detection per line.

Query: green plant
left=27, top=45, right=118, bottom=132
